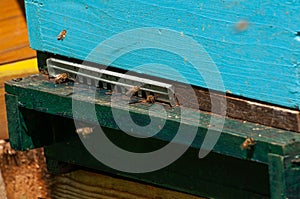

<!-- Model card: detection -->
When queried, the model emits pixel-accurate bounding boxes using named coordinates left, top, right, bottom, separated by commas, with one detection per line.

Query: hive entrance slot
left=47, top=58, right=176, bottom=106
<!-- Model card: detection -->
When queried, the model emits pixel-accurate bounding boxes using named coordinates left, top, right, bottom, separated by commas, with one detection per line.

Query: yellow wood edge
left=0, top=58, right=38, bottom=80
left=0, top=58, right=38, bottom=139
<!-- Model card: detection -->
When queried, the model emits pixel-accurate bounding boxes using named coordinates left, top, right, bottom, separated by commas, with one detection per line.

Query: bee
left=140, top=95, right=156, bottom=103
left=76, top=127, right=94, bottom=138
left=240, top=137, right=256, bottom=150
left=235, top=20, right=248, bottom=32
left=54, top=73, right=69, bottom=84
left=57, top=29, right=67, bottom=40
left=125, top=86, right=140, bottom=96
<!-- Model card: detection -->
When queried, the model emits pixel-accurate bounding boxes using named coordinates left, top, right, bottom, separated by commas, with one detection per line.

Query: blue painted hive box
left=25, top=0, right=300, bottom=109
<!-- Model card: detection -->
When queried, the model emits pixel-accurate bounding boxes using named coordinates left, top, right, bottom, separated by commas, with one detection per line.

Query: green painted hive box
left=4, top=1, right=300, bottom=199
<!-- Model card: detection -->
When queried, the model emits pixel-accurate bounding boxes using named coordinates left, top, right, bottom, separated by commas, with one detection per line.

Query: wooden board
left=24, top=0, right=300, bottom=109
left=0, top=0, right=36, bottom=65
left=44, top=141, right=270, bottom=198
left=5, top=75, right=300, bottom=163
left=5, top=75, right=300, bottom=198
left=0, top=59, right=38, bottom=139
left=0, top=0, right=37, bottom=139
left=45, top=140, right=270, bottom=199
left=176, top=83, right=300, bottom=132
left=51, top=170, right=206, bottom=199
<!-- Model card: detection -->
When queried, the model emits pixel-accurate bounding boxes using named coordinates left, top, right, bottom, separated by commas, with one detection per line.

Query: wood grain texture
left=25, top=0, right=300, bottom=109
left=177, top=85, right=300, bottom=132
left=6, top=76, right=299, bottom=198
left=51, top=170, right=206, bottom=199
left=0, top=59, right=38, bottom=139
left=0, top=87, right=8, bottom=139
left=0, top=0, right=37, bottom=139
left=44, top=142, right=270, bottom=198
left=268, top=153, right=300, bottom=199
left=0, top=0, right=36, bottom=65
left=268, top=153, right=286, bottom=198
left=284, top=155, right=300, bottom=199
left=5, top=76, right=300, bottom=163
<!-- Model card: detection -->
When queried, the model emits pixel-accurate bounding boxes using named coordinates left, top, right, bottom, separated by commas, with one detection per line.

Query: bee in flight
left=76, top=127, right=95, bottom=138
left=240, top=137, right=256, bottom=150
left=57, top=29, right=67, bottom=40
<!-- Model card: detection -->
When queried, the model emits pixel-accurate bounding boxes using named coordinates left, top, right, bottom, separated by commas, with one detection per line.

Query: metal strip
left=47, top=58, right=176, bottom=106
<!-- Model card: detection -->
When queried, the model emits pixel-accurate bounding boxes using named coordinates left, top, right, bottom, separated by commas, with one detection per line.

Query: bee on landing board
left=240, top=137, right=256, bottom=150
left=57, top=29, right=67, bottom=40
left=140, top=95, right=157, bottom=104
left=146, top=95, right=156, bottom=103
left=125, top=86, right=140, bottom=96
left=127, top=94, right=158, bottom=105
left=54, top=73, right=69, bottom=84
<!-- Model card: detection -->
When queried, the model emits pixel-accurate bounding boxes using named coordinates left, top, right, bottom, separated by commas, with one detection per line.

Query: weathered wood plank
left=25, top=0, right=300, bottom=109
left=268, top=154, right=286, bottom=199
left=284, top=155, right=300, bottom=199
left=5, top=93, right=37, bottom=150
left=51, top=170, right=207, bottom=199
left=8, top=75, right=300, bottom=198
left=45, top=140, right=270, bottom=198
left=6, top=75, right=300, bottom=198
left=267, top=153, right=300, bottom=199
left=45, top=139, right=269, bottom=199
left=0, top=0, right=36, bottom=65
left=176, top=83, right=300, bottom=132
left=4, top=94, right=23, bottom=149
left=5, top=76, right=300, bottom=163
left=0, top=87, right=8, bottom=139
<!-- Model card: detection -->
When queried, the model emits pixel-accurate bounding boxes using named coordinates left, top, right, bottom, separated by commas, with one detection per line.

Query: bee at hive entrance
left=54, top=73, right=70, bottom=84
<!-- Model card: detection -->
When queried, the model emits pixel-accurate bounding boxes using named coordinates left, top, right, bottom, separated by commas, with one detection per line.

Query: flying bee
left=54, top=73, right=69, bottom=84
left=235, top=20, right=248, bottom=32
left=57, top=29, right=67, bottom=40
left=76, top=127, right=94, bottom=138
left=125, top=86, right=140, bottom=96
left=240, top=137, right=256, bottom=150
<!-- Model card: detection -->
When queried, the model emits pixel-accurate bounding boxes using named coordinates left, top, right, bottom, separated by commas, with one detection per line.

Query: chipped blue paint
left=25, top=0, right=300, bottom=108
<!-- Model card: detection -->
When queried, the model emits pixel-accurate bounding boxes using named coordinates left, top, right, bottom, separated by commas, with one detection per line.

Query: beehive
left=4, top=1, right=300, bottom=198
left=24, top=0, right=300, bottom=109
